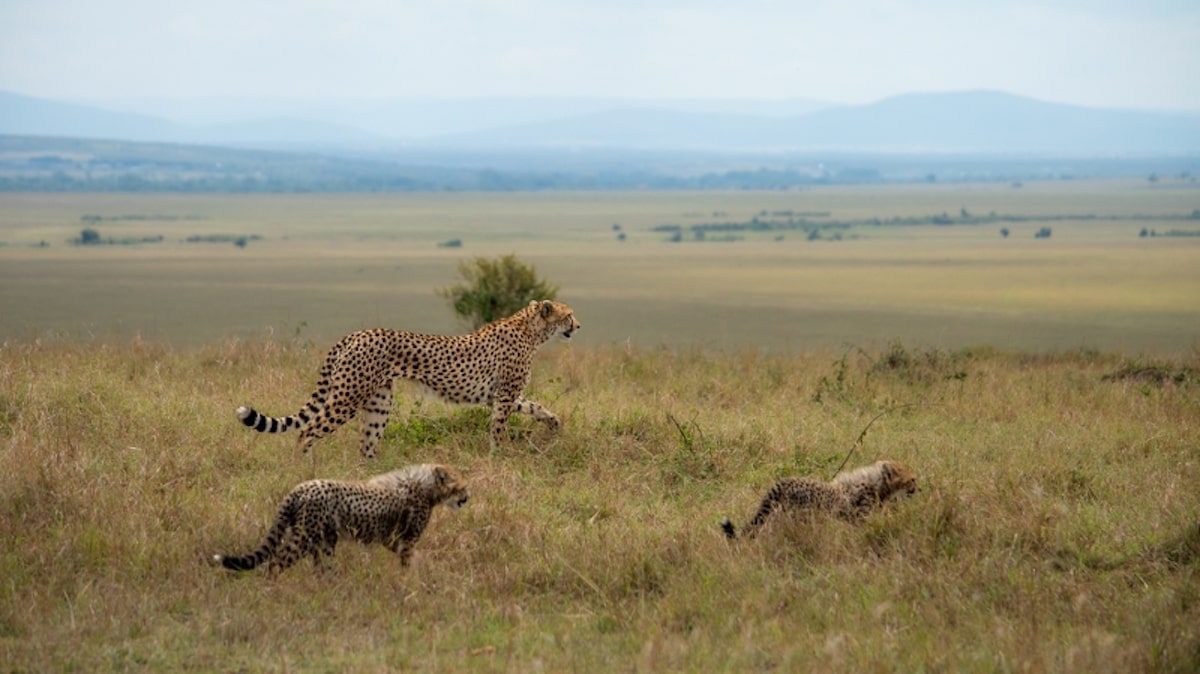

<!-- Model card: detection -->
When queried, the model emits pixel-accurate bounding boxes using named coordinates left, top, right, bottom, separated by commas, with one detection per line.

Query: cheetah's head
left=530, top=300, right=580, bottom=341
left=430, top=465, right=470, bottom=510
left=877, top=460, right=919, bottom=500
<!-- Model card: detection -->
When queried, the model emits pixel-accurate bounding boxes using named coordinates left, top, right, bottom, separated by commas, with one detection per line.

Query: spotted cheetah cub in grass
left=214, top=463, right=468, bottom=574
left=236, top=300, right=580, bottom=455
left=721, top=460, right=918, bottom=539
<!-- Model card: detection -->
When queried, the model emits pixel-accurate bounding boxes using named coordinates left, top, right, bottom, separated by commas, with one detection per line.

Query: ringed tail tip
left=721, top=518, right=737, bottom=540
left=237, top=406, right=257, bottom=426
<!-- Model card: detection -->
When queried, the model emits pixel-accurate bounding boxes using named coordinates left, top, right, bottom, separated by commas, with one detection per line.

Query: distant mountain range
left=439, top=91, right=1200, bottom=154
left=80, top=95, right=833, bottom=140
left=2, top=89, right=1198, bottom=155
left=0, top=91, right=385, bottom=148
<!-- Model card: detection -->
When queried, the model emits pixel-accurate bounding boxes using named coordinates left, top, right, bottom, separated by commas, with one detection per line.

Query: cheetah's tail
left=236, top=405, right=310, bottom=434
left=214, top=495, right=298, bottom=571
left=720, top=518, right=738, bottom=540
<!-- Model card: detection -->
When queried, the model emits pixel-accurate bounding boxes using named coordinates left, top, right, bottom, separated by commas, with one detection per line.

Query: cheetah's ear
left=879, top=462, right=893, bottom=479
left=539, top=300, right=554, bottom=318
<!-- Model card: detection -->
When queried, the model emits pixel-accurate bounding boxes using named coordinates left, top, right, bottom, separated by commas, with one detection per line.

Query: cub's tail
left=236, top=405, right=313, bottom=434
left=720, top=518, right=738, bottom=540
left=214, top=494, right=298, bottom=571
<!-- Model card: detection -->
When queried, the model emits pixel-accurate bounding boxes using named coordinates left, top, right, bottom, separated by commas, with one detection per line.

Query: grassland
left=0, top=181, right=1198, bottom=670
left=1, top=180, right=1199, bottom=353
left=0, top=338, right=1197, bottom=672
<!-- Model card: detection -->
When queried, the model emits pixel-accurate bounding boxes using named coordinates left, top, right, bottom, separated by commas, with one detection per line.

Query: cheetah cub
left=721, top=460, right=918, bottom=539
left=213, top=463, right=468, bottom=574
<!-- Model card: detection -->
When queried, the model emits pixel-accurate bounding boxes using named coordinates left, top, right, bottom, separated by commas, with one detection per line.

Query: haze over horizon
left=1, top=0, right=1198, bottom=112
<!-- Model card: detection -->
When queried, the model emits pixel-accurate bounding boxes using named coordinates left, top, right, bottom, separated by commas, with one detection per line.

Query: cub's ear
left=528, top=300, right=540, bottom=308
left=879, top=462, right=894, bottom=479
left=540, top=300, right=554, bottom=318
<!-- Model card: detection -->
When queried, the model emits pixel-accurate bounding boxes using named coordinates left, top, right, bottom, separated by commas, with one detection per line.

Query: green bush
left=438, top=254, right=558, bottom=328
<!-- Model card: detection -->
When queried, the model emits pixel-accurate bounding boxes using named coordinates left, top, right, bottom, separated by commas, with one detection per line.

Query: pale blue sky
left=1, top=0, right=1197, bottom=109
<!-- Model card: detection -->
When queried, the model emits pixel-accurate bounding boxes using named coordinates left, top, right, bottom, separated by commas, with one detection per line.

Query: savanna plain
left=1, top=181, right=1198, bottom=671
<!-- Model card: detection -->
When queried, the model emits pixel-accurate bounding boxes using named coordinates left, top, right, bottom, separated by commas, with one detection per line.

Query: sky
left=1, top=0, right=1198, bottom=110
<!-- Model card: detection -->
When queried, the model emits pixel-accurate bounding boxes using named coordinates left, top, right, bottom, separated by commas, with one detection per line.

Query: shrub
left=437, top=254, right=559, bottom=328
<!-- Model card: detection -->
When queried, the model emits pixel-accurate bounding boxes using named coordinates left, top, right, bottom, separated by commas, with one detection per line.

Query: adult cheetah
left=236, top=300, right=579, bottom=455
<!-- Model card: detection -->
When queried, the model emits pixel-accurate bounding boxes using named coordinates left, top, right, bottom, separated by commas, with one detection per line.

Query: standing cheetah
left=236, top=300, right=580, bottom=455
left=214, top=463, right=469, bottom=574
left=721, top=460, right=918, bottom=539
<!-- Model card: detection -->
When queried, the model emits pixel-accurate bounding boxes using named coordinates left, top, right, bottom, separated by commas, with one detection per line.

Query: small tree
left=1000, top=227, right=1010, bottom=238
left=438, top=254, right=558, bottom=328
left=79, top=227, right=101, bottom=245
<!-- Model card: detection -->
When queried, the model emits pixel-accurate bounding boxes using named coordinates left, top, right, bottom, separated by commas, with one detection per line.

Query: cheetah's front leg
left=387, top=537, right=415, bottom=567
left=489, top=400, right=515, bottom=446
left=515, top=396, right=561, bottom=431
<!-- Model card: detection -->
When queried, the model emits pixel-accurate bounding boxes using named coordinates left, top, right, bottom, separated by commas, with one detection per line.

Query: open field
left=2, top=182, right=1198, bottom=671
left=2, top=180, right=1199, bottom=353
left=0, top=339, right=1197, bottom=671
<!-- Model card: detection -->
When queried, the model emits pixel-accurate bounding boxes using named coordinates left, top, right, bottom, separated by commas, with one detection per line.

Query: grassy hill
left=1, top=339, right=1196, bottom=671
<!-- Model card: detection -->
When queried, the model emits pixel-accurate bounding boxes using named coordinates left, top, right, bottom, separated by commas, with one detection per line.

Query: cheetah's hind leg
left=358, top=383, right=394, bottom=459
left=294, top=384, right=359, bottom=456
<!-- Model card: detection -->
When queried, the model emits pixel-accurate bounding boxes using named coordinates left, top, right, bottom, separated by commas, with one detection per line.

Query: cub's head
left=877, top=460, right=919, bottom=500
left=430, top=464, right=470, bottom=510
left=373, top=463, right=469, bottom=509
left=529, top=300, right=580, bottom=341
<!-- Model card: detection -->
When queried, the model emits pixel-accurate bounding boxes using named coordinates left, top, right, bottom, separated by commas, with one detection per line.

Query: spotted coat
left=214, top=463, right=469, bottom=573
left=236, top=300, right=580, bottom=456
left=721, top=460, right=918, bottom=539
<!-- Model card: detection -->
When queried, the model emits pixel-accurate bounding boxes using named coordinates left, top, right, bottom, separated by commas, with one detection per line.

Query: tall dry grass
left=0, top=337, right=1197, bottom=672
